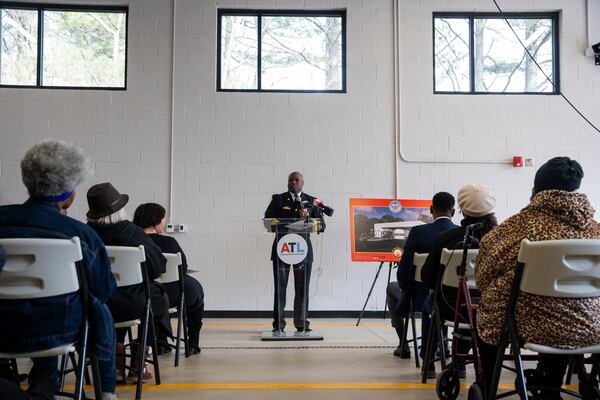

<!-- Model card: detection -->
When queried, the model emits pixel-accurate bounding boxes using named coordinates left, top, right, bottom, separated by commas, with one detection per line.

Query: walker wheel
left=436, top=367, right=460, bottom=400
left=515, top=368, right=544, bottom=398
left=579, top=376, right=600, bottom=400
left=468, top=383, right=484, bottom=400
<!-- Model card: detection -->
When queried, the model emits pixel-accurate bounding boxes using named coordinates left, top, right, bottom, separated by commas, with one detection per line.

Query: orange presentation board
left=349, top=198, right=433, bottom=262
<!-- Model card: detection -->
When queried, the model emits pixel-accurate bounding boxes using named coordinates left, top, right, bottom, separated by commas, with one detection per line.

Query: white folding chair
left=397, top=253, right=429, bottom=369
left=106, top=245, right=160, bottom=400
left=440, top=248, right=478, bottom=290
left=0, top=237, right=98, bottom=400
left=488, top=239, right=600, bottom=400
left=440, top=248, right=478, bottom=330
left=155, top=252, right=189, bottom=367
left=413, top=253, right=428, bottom=283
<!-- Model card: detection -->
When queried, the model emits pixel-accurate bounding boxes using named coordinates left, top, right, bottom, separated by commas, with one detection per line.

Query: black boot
left=188, top=321, right=202, bottom=355
left=393, top=326, right=411, bottom=358
left=156, top=336, right=172, bottom=355
left=188, top=306, right=203, bottom=355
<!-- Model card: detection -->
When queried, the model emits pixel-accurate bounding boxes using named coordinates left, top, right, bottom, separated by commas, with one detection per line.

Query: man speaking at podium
left=265, top=171, right=320, bottom=333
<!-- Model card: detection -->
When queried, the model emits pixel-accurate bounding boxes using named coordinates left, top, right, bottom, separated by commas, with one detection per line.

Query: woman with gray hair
left=86, top=182, right=171, bottom=383
left=0, top=139, right=119, bottom=400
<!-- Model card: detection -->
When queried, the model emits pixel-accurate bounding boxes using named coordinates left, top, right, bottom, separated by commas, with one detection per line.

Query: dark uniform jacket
left=264, top=192, right=320, bottom=264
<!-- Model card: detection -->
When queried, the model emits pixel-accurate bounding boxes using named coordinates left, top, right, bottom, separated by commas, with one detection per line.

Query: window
left=0, top=3, right=127, bottom=89
left=217, top=9, right=346, bottom=93
left=433, top=12, right=559, bottom=94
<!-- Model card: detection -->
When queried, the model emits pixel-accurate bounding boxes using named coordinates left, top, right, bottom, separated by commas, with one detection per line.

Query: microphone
left=313, top=198, right=334, bottom=217
left=301, top=200, right=312, bottom=208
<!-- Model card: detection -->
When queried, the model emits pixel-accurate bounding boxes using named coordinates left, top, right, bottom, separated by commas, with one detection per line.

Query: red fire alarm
left=513, top=156, right=524, bottom=167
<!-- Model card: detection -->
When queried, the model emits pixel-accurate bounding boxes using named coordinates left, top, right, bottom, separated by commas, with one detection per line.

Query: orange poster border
left=349, top=198, right=432, bottom=263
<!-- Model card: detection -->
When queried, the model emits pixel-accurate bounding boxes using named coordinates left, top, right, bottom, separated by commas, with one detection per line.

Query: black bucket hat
left=86, top=182, right=129, bottom=219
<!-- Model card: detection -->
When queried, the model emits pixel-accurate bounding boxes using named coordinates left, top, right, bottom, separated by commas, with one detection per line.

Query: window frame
left=216, top=8, right=347, bottom=93
left=432, top=11, right=560, bottom=95
left=0, top=1, right=128, bottom=90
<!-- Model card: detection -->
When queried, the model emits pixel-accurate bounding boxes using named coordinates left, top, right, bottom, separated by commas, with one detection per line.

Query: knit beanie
left=533, top=157, right=583, bottom=194
left=457, top=184, right=496, bottom=217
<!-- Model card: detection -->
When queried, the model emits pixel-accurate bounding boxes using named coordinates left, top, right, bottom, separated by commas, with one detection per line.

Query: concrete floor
left=49, top=318, right=563, bottom=399
left=110, top=318, right=467, bottom=399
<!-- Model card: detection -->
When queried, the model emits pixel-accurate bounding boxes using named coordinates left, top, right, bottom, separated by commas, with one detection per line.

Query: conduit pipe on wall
left=392, top=0, right=512, bottom=174
left=168, top=0, right=177, bottom=220
left=585, top=0, right=598, bottom=56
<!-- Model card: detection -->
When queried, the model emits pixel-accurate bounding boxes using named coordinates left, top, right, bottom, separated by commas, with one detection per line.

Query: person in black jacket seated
left=264, top=171, right=321, bottom=332
left=386, top=192, right=458, bottom=358
left=133, top=203, right=204, bottom=355
left=420, top=184, right=497, bottom=379
left=86, top=183, right=172, bottom=382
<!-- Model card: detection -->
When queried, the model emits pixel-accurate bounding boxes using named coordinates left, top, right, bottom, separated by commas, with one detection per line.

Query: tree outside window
left=218, top=10, right=346, bottom=93
left=0, top=4, right=127, bottom=89
left=434, top=13, right=558, bottom=94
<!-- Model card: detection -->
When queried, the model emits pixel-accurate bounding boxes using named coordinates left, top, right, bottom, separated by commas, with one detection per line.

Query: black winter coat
left=88, top=220, right=168, bottom=324
left=88, top=220, right=166, bottom=279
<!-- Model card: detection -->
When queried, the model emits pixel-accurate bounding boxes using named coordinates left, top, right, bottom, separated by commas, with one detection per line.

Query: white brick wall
left=398, top=0, right=600, bottom=225
left=1, top=0, right=598, bottom=312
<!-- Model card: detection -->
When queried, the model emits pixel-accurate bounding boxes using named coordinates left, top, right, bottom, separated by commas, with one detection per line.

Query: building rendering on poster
left=349, top=198, right=433, bottom=262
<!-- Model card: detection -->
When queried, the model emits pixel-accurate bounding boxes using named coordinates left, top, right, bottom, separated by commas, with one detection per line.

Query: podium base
left=261, top=330, right=324, bottom=341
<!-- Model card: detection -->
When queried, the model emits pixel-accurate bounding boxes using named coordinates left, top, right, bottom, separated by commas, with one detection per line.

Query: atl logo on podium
left=276, top=233, right=308, bottom=265
left=280, top=241, right=305, bottom=254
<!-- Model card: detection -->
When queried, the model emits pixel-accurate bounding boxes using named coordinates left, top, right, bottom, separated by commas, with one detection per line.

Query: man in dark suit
left=386, top=192, right=457, bottom=357
left=265, top=171, right=320, bottom=332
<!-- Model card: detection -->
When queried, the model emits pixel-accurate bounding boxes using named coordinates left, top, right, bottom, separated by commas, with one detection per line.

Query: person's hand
left=299, top=208, right=308, bottom=218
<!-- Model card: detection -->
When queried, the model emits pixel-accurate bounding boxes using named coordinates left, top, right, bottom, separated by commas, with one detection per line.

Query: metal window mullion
left=37, top=7, right=43, bottom=86
left=469, top=16, right=475, bottom=93
left=257, top=14, right=262, bottom=91
left=552, top=15, right=559, bottom=93
left=0, top=8, right=3, bottom=82
left=341, top=12, right=346, bottom=92
left=216, top=12, right=222, bottom=90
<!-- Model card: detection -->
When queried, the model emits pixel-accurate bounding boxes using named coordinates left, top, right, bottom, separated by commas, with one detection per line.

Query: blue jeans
left=31, top=352, right=115, bottom=393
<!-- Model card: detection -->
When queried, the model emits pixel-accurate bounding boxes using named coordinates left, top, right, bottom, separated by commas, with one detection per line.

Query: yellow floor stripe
left=203, top=323, right=389, bottom=327
left=64, top=382, right=575, bottom=391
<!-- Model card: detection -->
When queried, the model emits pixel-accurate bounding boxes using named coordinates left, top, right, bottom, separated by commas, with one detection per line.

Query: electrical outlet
left=178, top=224, right=187, bottom=233
left=166, top=224, right=175, bottom=233
left=524, top=158, right=535, bottom=167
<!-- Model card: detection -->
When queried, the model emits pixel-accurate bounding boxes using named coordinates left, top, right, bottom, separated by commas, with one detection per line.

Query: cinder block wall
left=1, top=0, right=598, bottom=312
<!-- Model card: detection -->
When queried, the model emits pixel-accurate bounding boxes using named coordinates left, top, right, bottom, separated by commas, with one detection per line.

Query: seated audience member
left=134, top=203, right=205, bottom=355
left=0, top=244, right=53, bottom=400
left=386, top=192, right=458, bottom=357
left=0, top=140, right=118, bottom=400
left=475, top=157, right=600, bottom=399
left=420, top=184, right=497, bottom=378
left=86, top=183, right=172, bottom=382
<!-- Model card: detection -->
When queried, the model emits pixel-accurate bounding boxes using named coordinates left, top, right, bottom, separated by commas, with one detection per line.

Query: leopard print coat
left=475, top=190, right=600, bottom=348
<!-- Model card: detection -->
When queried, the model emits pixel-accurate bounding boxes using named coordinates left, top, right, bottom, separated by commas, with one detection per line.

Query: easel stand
left=356, top=261, right=393, bottom=326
